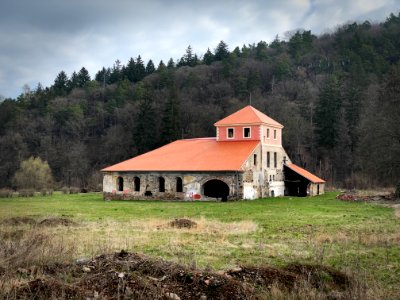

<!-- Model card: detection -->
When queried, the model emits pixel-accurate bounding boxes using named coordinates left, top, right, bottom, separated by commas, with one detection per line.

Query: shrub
left=61, top=186, right=70, bottom=194
left=13, top=157, right=54, bottom=190
left=395, top=183, right=400, bottom=199
left=0, top=188, right=14, bottom=198
left=18, top=189, right=35, bottom=197
left=69, top=187, right=80, bottom=194
left=40, top=189, right=54, bottom=196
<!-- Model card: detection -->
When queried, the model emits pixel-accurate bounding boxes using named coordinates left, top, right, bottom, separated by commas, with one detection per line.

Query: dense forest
left=1, top=13, right=400, bottom=190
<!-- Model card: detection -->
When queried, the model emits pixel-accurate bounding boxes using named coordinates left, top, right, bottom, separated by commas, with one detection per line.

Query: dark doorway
left=284, top=165, right=309, bottom=197
left=134, top=177, right=140, bottom=191
left=159, top=177, right=165, bottom=192
left=176, top=177, right=183, bottom=192
left=117, top=176, right=124, bottom=192
left=203, top=179, right=229, bottom=201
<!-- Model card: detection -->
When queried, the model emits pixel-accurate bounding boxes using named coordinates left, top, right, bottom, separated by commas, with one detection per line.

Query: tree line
left=0, top=13, right=399, bottom=190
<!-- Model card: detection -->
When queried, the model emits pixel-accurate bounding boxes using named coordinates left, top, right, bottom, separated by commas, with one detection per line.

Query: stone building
left=102, top=105, right=325, bottom=200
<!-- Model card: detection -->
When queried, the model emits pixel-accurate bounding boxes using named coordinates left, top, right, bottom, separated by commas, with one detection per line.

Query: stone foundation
left=102, top=171, right=243, bottom=201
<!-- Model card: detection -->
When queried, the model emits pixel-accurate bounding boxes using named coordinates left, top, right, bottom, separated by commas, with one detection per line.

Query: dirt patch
left=1, top=217, right=36, bottom=226
left=226, top=265, right=298, bottom=289
left=284, top=263, right=352, bottom=291
left=169, top=218, right=197, bottom=229
left=337, top=192, right=400, bottom=218
left=38, top=217, right=77, bottom=227
left=6, top=250, right=355, bottom=299
left=336, top=192, right=397, bottom=203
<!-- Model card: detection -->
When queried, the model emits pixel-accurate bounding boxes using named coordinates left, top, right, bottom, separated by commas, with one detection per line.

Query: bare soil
left=7, top=250, right=354, bottom=299
left=169, top=218, right=197, bottom=229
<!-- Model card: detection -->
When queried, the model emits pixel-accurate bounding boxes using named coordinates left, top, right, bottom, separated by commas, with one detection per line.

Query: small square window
left=244, top=127, right=251, bottom=138
left=227, top=128, right=234, bottom=138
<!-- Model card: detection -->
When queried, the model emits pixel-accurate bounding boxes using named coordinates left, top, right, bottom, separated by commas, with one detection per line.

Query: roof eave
left=214, top=122, right=284, bottom=128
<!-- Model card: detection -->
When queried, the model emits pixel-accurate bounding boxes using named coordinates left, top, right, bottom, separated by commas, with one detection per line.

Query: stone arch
left=202, top=179, right=230, bottom=201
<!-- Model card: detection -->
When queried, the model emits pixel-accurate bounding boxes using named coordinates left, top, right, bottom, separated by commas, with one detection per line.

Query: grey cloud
left=0, top=0, right=399, bottom=98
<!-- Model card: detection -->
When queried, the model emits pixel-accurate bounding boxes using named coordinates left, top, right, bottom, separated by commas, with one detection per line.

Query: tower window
left=253, top=154, right=257, bottom=165
left=267, top=128, right=270, bottom=138
left=274, top=129, right=277, bottom=139
left=267, top=152, right=270, bottom=168
left=274, top=152, right=277, bottom=168
left=243, top=127, right=251, bottom=138
left=227, top=128, right=234, bottom=138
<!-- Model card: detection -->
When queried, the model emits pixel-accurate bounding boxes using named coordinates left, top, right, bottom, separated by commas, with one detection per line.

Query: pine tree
left=77, top=67, right=91, bottom=87
left=133, top=83, right=156, bottom=153
left=157, top=60, right=166, bottom=71
left=53, top=71, right=69, bottom=96
left=315, top=76, right=341, bottom=149
left=135, top=55, right=146, bottom=82
left=214, top=40, right=229, bottom=61
left=125, top=58, right=136, bottom=82
left=68, top=71, right=79, bottom=91
left=203, top=48, right=214, bottom=65
left=167, top=58, right=175, bottom=69
left=145, top=60, right=156, bottom=75
left=161, top=83, right=181, bottom=144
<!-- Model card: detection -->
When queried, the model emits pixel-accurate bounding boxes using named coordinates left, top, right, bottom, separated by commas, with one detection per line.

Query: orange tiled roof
left=102, top=138, right=259, bottom=172
left=286, top=163, right=326, bottom=183
left=214, top=105, right=283, bottom=128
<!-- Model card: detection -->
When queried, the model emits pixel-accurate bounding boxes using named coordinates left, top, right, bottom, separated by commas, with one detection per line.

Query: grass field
left=1, top=192, right=399, bottom=298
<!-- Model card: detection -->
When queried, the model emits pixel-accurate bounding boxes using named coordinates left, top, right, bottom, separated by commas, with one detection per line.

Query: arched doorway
left=203, top=179, right=229, bottom=201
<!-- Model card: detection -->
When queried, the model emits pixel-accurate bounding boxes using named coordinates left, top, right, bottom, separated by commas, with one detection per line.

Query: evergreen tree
left=95, top=67, right=111, bottom=85
left=214, top=40, right=229, bottom=61
left=167, top=58, right=175, bottom=69
left=125, top=57, right=136, bottom=82
left=157, top=60, right=166, bottom=71
left=53, top=71, right=69, bottom=96
left=203, top=48, right=214, bottom=65
left=77, top=67, right=91, bottom=87
left=161, top=83, right=181, bottom=144
left=109, top=59, right=122, bottom=83
left=133, top=83, right=156, bottom=153
left=315, top=76, right=341, bottom=149
left=135, top=55, right=146, bottom=82
left=145, top=59, right=156, bottom=75
left=68, top=71, right=79, bottom=90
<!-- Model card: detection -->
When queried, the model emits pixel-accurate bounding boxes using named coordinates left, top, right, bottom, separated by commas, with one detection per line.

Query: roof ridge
left=214, top=105, right=283, bottom=127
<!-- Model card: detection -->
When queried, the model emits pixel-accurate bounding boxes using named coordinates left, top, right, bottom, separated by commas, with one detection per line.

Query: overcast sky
left=0, top=0, right=399, bottom=99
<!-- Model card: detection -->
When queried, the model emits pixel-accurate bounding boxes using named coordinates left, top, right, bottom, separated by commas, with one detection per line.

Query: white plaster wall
left=243, top=183, right=257, bottom=199
left=269, top=182, right=285, bottom=197
left=103, top=174, right=115, bottom=193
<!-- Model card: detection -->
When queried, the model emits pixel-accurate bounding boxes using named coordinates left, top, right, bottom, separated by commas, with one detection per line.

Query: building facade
left=102, top=106, right=325, bottom=200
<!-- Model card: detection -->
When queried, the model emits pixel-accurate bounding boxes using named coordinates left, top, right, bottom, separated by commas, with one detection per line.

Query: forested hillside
left=1, top=13, right=399, bottom=190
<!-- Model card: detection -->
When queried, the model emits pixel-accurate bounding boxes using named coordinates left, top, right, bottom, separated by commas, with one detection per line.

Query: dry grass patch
left=313, top=231, right=400, bottom=246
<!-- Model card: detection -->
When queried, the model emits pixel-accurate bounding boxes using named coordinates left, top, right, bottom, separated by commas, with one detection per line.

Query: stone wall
left=309, top=183, right=325, bottom=196
left=103, top=171, right=243, bottom=201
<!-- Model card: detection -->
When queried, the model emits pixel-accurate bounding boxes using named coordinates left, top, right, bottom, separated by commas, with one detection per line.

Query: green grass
left=1, top=192, right=399, bottom=296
